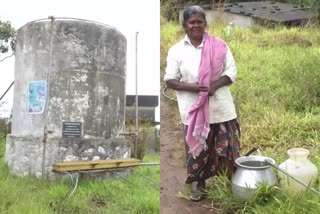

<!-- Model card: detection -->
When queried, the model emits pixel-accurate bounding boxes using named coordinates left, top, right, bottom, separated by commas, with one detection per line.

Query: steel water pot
left=231, top=155, right=278, bottom=200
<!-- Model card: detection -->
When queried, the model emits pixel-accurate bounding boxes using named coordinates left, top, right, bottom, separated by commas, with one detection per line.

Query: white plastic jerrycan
left=278, top=148, right=318, bottom=192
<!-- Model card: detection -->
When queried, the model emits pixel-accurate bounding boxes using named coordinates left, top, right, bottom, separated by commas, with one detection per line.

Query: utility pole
left=134, top=32, right=139, bottom=158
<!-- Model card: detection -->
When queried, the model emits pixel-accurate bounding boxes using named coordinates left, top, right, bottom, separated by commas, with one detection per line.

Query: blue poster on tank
left=28, top=80, right=47, bottom=114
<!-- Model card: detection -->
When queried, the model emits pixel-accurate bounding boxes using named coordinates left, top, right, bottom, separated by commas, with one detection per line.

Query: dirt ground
left=160, top=93, right=216, bottom=214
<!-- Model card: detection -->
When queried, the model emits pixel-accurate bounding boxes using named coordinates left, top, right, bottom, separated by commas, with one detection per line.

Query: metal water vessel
left=232, top=155, right=278, bottom=200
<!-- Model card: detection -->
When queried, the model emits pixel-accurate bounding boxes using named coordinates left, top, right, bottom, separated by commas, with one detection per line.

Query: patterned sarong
left=184, top=119, right=240, bottom=184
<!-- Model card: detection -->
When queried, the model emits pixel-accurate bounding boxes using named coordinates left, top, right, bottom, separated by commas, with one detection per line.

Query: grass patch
left=0, top=141, right=159, bottom=214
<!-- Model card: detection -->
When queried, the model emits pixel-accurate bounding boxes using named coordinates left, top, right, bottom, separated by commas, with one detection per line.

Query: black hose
left=244, top=147, right=258, bottom=156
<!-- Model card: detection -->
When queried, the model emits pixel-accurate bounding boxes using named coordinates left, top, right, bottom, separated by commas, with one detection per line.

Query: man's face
left=184, top=13, right=205, bottom=41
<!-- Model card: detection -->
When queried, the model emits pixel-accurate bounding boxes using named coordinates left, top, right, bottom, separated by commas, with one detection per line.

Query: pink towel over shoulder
left=186, top=32, right=227, bottom=158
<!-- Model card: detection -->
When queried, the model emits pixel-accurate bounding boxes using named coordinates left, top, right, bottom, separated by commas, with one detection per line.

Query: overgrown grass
left=0, top=140, right=159, bottom=214
left=161, top=20, right=320, bottom=213
left=206, top=176, right=320, bottom=214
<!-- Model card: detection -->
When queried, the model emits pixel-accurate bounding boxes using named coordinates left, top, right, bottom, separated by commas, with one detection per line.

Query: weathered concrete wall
left=12, top=19, right=126, bottom=138
left=206, top=10, right=253, bottom=28
left=6, top=136, right=131, bottom=179
left=6, top=18, right=130, bottom=179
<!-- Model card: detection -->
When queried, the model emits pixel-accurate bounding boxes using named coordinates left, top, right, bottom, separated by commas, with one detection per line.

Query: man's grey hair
left=182, top=5, right=207, bottom=28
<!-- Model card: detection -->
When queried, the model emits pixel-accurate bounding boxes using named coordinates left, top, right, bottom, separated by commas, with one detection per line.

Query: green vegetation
left=206, top=175, right=320, bottom=213
left=125, top=120, right=160, bottom=160
left=161, top=19, right=320, bottom=213
left=0, top=20, right=15, bottom=55
left=0, top=140, right=159, bottom=214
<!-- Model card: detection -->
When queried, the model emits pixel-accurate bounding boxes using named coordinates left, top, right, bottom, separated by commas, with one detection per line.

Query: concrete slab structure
left=180, top=1, right=318, bottom=27
left=6, top=18, right=131, bottom=179
left=126, top=95, right=159, bottom=123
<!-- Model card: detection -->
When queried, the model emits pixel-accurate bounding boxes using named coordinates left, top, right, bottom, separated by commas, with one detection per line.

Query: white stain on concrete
left=92, top=156, right=100, bottom=160
left=98, top=146, right=106, bottom=154
left=64, top=155, right=79, bottom=162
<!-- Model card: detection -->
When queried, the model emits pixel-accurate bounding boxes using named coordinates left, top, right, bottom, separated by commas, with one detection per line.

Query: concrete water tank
left=5, top=18, right=130, bottom=179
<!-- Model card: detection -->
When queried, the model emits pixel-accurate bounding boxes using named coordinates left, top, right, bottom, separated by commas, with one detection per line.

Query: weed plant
left=161, top=19, right=320, bottom=213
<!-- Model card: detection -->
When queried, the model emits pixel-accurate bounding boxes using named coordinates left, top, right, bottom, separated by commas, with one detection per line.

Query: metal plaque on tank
left=62, top=122, right=82, bottom=138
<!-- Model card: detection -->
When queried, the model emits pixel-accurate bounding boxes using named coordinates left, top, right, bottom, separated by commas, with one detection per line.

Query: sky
left=0, top=0, right=160, bottom=120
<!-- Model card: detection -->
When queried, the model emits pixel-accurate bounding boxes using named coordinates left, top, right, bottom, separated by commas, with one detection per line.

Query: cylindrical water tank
left=13, top=18, right=126, bottom=138
left=6, top=18, right=129, bottom=179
